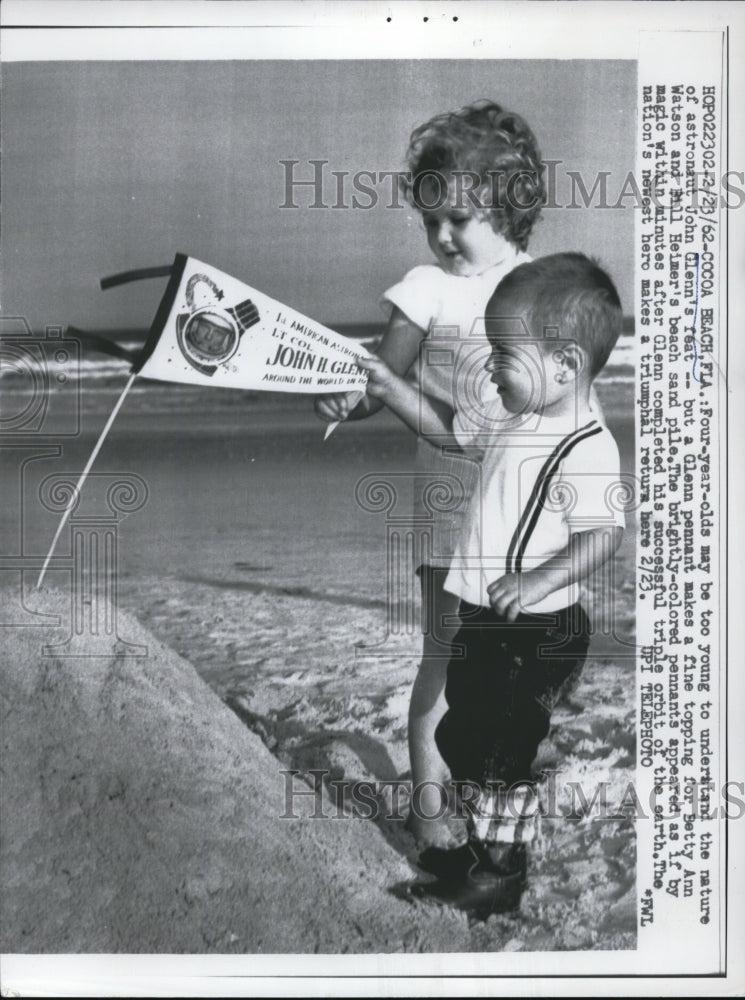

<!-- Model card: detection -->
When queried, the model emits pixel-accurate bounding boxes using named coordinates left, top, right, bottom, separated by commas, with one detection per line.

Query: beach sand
left=1, top=379, right=636, bottom=953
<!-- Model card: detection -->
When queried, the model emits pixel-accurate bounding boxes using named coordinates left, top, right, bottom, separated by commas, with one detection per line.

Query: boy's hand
left=314, top=392, right=356, bottom=422
left=487, top=572, right=549, bottom=621
left=356, top=355, right=402, bottom=399
left=488, top=528, right=624, bottom=621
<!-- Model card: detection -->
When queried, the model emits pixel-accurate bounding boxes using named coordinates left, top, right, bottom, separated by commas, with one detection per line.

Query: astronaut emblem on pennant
left=176, top=273, right=260, bottom=376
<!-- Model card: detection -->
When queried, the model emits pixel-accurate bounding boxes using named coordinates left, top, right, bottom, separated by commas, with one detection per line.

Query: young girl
left=315, top=100, right=546, bottom=847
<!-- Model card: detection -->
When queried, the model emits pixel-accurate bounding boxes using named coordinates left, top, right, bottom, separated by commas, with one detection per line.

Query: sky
left=3, top=59, right=636, bottom=333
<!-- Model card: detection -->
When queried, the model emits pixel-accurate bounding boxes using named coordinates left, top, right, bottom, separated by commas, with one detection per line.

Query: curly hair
left=402, top=100, right=546, bottom=251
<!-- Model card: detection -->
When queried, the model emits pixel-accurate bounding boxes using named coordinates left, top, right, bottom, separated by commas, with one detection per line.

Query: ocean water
left=1, top=323, right=634, bottom=399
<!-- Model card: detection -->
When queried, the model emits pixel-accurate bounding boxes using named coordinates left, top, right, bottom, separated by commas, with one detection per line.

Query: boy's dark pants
left=435, top=601, right=591, bottom=807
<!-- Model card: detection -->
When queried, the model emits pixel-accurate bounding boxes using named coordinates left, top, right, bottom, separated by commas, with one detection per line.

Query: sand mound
left=0, top=587, right=468, bottom=954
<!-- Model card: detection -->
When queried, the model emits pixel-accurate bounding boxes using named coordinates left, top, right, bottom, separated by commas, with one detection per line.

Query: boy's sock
left=418, top=780, right=539, bottom=871
left=469, top=782, right=540, bottom=844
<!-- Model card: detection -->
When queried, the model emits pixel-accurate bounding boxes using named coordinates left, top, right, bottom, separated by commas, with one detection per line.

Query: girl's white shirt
left=380, top=250, right=530, bottom=567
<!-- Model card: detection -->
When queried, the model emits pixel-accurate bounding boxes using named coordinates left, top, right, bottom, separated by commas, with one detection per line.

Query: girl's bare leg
left=407, top=566, right=461, bottom=848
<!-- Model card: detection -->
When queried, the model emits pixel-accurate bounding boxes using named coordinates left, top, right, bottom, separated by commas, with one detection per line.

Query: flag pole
left=36, top=371, right=137, bottom=590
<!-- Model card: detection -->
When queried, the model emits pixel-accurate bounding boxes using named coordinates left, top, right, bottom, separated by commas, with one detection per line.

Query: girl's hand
left=356, top=355, right=401, bottom=399
left=314, top=392, right=356, bottom=422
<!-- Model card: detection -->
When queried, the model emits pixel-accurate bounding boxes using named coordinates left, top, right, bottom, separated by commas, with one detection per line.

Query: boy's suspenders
left=505, top=420, right=603, bottom=574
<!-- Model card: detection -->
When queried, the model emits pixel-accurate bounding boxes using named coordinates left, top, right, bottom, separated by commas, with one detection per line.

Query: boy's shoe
left=417, top=840, right=527, bottom=881
left=410, top=865, right=525, bottom=919
left=416, top=841, right=480, bottom=878
left=412, top=842, right=527, bottom=918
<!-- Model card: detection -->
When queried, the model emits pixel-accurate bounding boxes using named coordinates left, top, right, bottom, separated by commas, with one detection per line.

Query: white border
left=0, top=0, right=740, bottom=61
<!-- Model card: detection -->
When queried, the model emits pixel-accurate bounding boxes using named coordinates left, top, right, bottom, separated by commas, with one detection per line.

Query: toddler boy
left=359, top=253, right=626, bottom=917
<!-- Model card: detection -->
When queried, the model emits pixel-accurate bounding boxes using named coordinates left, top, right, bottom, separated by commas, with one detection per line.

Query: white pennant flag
left=36, top=254, right=369, bottom=589
left=134, top=254, right=370, bottom=393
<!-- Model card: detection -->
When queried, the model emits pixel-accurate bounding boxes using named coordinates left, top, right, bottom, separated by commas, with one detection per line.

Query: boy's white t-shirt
left=444, top=404, right=626, bottom=614
left=381, top=251, right=530, bottom=567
